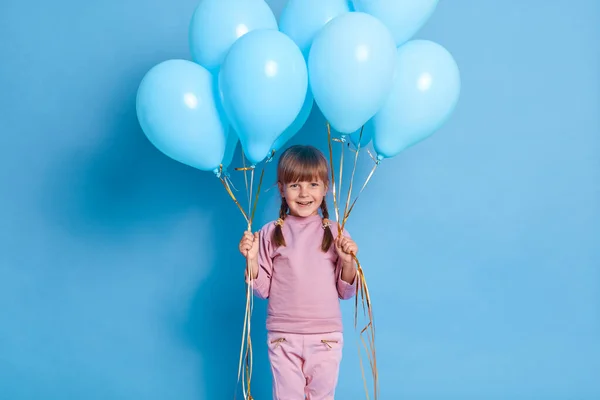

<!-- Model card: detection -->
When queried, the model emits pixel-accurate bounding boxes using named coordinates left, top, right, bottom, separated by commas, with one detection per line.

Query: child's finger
left=344, top=242, right=355, bottom=253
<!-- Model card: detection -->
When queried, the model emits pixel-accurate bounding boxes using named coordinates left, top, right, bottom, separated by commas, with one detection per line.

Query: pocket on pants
left=269, top=336, right=287, bottom=349
left=320, top=332, right=344, bottom=350
left=267, top=332, right=289, bottom=351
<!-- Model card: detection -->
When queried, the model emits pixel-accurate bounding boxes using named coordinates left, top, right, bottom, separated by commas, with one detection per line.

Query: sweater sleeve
left=335, top=226, right=358, bottom=300
left=246, top=227, right=273, bottom=299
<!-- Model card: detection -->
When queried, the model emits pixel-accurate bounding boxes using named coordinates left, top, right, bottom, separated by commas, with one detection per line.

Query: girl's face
left=280, top=178, right=327, bottom=218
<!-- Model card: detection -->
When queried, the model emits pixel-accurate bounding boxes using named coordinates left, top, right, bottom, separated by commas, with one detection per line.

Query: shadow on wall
left=40, top=67, right=272, bottom=398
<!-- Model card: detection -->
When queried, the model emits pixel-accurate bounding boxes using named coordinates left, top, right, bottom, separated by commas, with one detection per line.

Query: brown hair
left=272, top=145, right=334, bottom=252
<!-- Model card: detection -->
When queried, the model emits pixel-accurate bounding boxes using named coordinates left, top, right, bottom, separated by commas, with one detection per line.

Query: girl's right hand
left=239, top=230, right=259, bottom=260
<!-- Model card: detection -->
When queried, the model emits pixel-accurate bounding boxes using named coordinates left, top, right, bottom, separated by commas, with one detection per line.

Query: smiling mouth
left=297, top=201, right=313, bottom=207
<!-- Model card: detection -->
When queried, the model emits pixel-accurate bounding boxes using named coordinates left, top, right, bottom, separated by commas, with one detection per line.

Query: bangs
left=277, top=146, right=329, bottom=185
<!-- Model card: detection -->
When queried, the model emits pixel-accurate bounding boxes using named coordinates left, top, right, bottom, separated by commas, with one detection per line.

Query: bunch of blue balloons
left=135, top=0, right=460, bottom=173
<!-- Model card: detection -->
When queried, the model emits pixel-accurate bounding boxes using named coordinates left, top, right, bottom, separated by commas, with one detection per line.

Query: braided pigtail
left=272, top=197, right=288, bottom=247
left=320, top=200, right=334, bottom=252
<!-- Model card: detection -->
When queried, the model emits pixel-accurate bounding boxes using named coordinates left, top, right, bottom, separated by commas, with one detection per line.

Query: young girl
left=239, top=145, right=358, bottom=400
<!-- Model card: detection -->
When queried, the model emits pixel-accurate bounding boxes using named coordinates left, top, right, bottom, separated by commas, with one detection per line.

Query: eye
left=289, top=183, right=298, bottom=188
left=311, top=182, right=320, bottom=187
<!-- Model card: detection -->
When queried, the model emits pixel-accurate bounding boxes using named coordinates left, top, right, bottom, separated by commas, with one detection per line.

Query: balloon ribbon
left=326, top=122, right=380, bottom=399
left=217, top=150, right=273, bottom=400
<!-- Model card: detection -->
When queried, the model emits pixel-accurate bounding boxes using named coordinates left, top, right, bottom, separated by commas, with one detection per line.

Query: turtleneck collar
left=284, top=213, right=323, bottom=225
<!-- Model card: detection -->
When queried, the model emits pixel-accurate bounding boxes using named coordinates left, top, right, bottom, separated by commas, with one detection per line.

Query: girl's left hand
left=335, top=235, right=358, bottom=264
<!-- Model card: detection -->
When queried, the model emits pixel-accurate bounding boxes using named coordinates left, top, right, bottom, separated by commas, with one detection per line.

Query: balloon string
left=243, top=168, right=255, bottom=399
left=325, top=122, right=380, bottom=400
left=218, top=165, right=249, bottom=224
left=250, top=163, right=266, bottom=224
left=216, top=163, right=253, bottom=399
left=366, top=148, right=378, bottom=164
left=354, top=255, right=378, bottom=400
left=337, top=138, right=345, bottom=231
left=236, top=267, right=254, bottom=400
left=248, top=169, right=255, bottom=227
left=229, top=150, right=274, bottom=400
left=341, top=126, right=363, bottom=231
left=225, top=174, right=239, bottom=192
left=349, top=254, right=379, bottom=400
left=326, top=122, right=341, bottom=231
left=241, top=152, right=251, bottom=212
left=340, top=162, right=378, bottom=232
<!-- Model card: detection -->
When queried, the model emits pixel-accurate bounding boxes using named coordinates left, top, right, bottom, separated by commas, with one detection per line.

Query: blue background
left=1, top=0, right=599, bottom=399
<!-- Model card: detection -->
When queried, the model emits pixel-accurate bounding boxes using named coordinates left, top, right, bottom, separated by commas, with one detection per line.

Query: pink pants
left=267, top=331, right=343, bottom=400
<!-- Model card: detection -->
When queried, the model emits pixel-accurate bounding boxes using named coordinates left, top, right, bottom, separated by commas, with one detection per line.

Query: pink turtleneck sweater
left=251, top=214, right=357, bottom=334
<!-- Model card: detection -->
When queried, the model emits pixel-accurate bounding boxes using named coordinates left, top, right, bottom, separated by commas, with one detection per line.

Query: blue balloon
left=308, top=12, right=396, bottom=134
left=219, top=29, right=308, bottom=165
left=279, top=0, right=350, bottom=59
left=189, top=0, right=278, bottom=73
left=136, top=60, right=228, bottom=172
left=221, top=129, right=239, bottom=170
left=369, top=40, right=461, bottom=159
left=271, top=89, right=314, bottom=152
left=352, top=0, right=439, bottom=46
